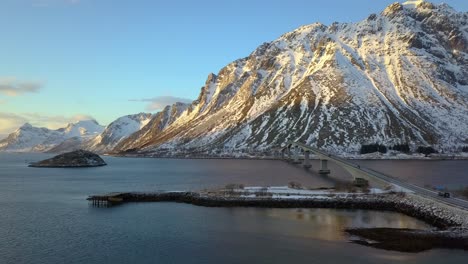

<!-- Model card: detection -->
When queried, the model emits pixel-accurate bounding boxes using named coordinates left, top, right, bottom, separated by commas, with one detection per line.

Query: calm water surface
left=0, top=153, right=467, bottom=264
left=355, top=160, right=468, bottom=190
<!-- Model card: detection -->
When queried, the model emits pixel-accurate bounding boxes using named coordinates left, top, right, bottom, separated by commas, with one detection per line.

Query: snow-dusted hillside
left=115, top=1, right=468, bottom=154
left=0, top=120, right=104, bottom=152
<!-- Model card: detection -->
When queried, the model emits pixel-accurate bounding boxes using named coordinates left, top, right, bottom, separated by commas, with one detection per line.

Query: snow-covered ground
left=214, top=186, right=468, bottom=227
left=230, top=186, right=412, bottom=199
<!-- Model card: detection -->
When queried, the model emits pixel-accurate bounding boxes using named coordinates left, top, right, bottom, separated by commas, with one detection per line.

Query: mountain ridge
left=114, top=1, right=467, bottom=154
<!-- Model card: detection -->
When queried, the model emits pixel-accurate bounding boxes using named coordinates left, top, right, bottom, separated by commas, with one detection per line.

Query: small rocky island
left=29, top=150, right=107, bottom=168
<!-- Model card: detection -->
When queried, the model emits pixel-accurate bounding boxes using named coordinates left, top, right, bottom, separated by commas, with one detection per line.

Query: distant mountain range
left=0, top=114, right=152, bottom=153
left=0, top=120, right=104, bottom=152
left=1, top=1, right=467, bottom=155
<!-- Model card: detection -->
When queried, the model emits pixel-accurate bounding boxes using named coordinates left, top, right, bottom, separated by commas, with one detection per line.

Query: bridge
left=279, top=141, right=468, bottom=210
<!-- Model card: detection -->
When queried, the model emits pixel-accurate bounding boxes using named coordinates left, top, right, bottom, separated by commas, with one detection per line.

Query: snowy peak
left=63, top=120, right=104, bottom=138
left=382, top=1, right=453, bottom=19
left=382, top=2, right=404, bottom=18
left=84, top=113, right=152, bottom=153
left=205, top=73, right=217, bottom=85
left=19, top=123, right=33, bottom=130
left=402, top=0, right=424, bottom=9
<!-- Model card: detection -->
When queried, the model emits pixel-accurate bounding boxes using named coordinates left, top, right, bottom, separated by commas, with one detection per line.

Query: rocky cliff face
left=115, top=1, right=468, bottom=154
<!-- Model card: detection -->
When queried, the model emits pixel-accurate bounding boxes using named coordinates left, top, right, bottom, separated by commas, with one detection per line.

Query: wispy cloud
left=0, top=77, right=43, bottom=96
left=130, top=96, right=193, bottom=111
left=0, top=112, right=96, bottom=138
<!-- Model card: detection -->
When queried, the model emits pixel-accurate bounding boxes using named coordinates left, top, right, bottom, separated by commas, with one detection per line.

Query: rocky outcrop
left=29, top=150, right=107, bottom=168
left=346, top=227, right=468, bottom=252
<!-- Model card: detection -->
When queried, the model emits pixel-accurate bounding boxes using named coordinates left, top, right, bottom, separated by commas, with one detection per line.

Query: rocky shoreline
left=88, top=192, right=468, bottom=229
left=112, top=152, right=468, bottom=161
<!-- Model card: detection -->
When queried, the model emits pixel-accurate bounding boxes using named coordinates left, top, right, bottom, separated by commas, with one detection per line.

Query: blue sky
left=0, top=0, right=466, bottom=136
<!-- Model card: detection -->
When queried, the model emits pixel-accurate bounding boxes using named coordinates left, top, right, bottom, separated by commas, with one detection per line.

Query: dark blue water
left=1, top=153, right=467, bottom=264
left=354, top=160, right=468, bottom=190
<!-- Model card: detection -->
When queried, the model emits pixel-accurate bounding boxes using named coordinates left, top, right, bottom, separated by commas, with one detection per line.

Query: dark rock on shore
left=346, top=227, right=468, bottom=252
left=29, top=150, right=107, bottom=168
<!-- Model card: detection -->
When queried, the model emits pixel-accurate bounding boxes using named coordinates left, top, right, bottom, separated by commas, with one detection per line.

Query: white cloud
left=0, top=112, right=97, bottom=137
left=130, top=96, right=193, bottom=111
left=0, top=77, right=42, bottom=96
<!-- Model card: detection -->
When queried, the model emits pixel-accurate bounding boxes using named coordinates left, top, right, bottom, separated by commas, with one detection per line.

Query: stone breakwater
left=88, top=192, right=468, bottom=230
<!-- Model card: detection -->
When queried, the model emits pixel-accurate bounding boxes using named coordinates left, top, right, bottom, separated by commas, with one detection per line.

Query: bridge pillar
left=284, top=147, right=291, bottom=161
left=303, top=151, right=312, bottom=168
left=292, top=146, right=301, bottom=164
left=319, top=159, right=330, bottom=175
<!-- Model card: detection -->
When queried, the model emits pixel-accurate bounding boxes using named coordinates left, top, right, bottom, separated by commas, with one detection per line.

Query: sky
left=0, top=0, right=467, bottom=138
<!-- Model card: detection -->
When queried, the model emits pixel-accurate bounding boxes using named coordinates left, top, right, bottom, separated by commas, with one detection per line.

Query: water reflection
left=226, top=208, right=430, bottom=242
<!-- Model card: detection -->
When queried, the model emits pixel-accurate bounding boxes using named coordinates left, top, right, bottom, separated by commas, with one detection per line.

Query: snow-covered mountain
left=44, top=113, right=153, bottom=154
left=0, top=120, right=104, bottom=152
left=83, top=113, right=153, bottom=153
left=113, top=103, right=189, bottom=152
left=0, top=114, right=153, bottom=154
left=114, top=1, right=468, bottom=154
left=60, top=120, right=104, bottom=139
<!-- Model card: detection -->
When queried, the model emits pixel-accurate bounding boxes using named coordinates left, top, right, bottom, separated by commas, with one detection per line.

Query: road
left=287, top=142, right=468, bottom=211
left=362, top=166, right=468, bottom=210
